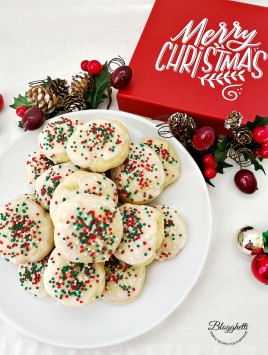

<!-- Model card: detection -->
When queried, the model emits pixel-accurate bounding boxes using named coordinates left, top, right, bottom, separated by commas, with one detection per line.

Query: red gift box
left=117, top=0, right=268, bottom=132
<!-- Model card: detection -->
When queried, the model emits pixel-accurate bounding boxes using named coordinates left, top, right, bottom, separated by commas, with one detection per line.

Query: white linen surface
left=0, top=0, right=268, bottom=354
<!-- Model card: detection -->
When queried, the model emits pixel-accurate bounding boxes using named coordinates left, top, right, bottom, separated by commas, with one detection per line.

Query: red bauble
left=234, top=169, right=258, bottom=194
left=80, top=60, right=89, bottom=72
left=87, top=60, right=102, bottom=76
left=251, top=253, right=268, bottom=284
left=252, top=126, right=268, bottom=144
left=0, top=94, right=4, bottom=111
left=192, top=127, right=215, bottom=151
left=110, top=65, right=132, bottom=89
left=204, top=167, right=217, bottom=179
left=21, top=108, right=45, bottom=130
left=16, top=106, right=29, bottom=118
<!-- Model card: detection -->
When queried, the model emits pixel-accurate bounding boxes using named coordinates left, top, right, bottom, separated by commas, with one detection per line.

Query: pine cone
left=64, top=91, right=86, bottom=112
left=224, top=111, right=242, bottom=132
left=27, top=85, right=58, bottom=114
left=168, top=112, right=197, bottom=142
left=234, top=127, right=253, bottom=145
left=48, top=78, right=69, bottom=99
left=71, top=73, right=92, bottom=94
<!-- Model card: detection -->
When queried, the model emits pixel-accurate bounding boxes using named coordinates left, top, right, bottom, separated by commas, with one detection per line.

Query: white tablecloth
left=1, top=0, right=268, bottom=354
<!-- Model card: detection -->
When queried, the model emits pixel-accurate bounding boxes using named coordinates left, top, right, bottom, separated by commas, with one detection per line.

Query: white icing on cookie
left=66, top=119, right=130, bottom=171
left=44, top=249, right=105, bottom=307
left=111, top=143, right=165, bottom=204
left=114, top=204, right=164, bottom=266
left=0, top=195, right=54, bottom=264
left=54, top=194, right=123, bottom=263
left=26, top=150, right=54, bottom=188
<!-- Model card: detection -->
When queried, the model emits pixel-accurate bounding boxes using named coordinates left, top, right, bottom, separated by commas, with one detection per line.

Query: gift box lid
left=117, top=0, right=268, bottom=132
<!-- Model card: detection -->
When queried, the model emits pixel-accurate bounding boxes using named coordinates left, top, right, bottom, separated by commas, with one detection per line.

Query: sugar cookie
left=44, top=249, right=105, bottom=307
left=26, top=150, right=54, bottom=187
left=114, top=204, right=164, bottom=266
left=66, top=119, right=130, bottom=172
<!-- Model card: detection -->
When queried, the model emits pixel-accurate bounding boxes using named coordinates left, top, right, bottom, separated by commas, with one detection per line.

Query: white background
left=0, top=0, right=268, bottom=354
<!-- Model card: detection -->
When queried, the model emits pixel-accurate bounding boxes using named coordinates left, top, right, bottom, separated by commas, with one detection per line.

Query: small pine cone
left=168, top=112, right=197, bottom=142
left=48, top=78, right=69, bottom=98
left=27, top=85, right=58, bottom=114
left=234, top=127, right=253, bottom=145
left=71, top=73, right=92, bottom=94
left=64, top=91, right=86, bottom=112
left=224, top=111, right=242, bottom=132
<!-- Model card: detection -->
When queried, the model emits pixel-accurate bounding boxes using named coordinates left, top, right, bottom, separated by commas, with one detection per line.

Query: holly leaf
left=245, top=115, right=268, bottom=130
left=9, top=94, right=32, bottom=110
left=242, top=150, right=265, bottom=174
left=216, top=160, right=233, bottom=174
left=214, top=136, right=230, bottom=163
left=18, top=120, right=23, bottom=128
left=90, top=63, right=111, bottom=109
left=263, top=230, right=268, bottom=252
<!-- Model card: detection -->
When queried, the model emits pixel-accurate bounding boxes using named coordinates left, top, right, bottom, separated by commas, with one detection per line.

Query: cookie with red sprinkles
left=102, top=255, right=145, bottom=304
left=114, top=203, right=164, bottom=266
left=66, top=118, right=130, bottom=172
left=0, top=194, right=54, bottom=264
left=39, top=116, right=84, bottom=163
left=154, top=205, right=187, bottom=261
left=26, top=150, right=54, bottom=188
left=44, top=249, right=105, bottom=307
left=54, top=194, right=123, bottom=263
left=18, top=254, right=49, bottom=297
left=50, top=171, right=118, bottom=223
left=141, top=137, right=180, bottom=188
left=35, top=162, right=81, bottom=210
left=111, top=143, right=165, bottom=204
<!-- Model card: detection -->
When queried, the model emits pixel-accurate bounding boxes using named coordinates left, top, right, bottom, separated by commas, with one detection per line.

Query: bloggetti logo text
left=208, top=320, right=248, bottom=345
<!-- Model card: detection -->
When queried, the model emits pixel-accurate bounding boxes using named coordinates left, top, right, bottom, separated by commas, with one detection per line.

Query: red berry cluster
left=202, top=154, right=217, bottom=179
left=252, top=125, right=268, bottom=158
left=80, top=59, right=103, bottom=76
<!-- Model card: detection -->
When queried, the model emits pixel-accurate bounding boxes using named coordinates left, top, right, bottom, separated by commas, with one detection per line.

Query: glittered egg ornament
left=251, top=253, right=268, bottom=284
left=236, top=226, right=263, bottom=255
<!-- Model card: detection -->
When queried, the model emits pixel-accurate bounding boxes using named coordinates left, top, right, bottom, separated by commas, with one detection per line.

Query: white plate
left=0, top=110, right=212, bottom=349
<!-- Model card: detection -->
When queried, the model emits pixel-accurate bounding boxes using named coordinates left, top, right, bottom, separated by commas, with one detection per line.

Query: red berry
left=252, top=126, right=268, bottom=143
left=16, top=106, right=29, bottom=118
left=80, top=60, right=89, bottom=72
left=192, top=127, right=215, bottom=151
left=87, top=60, right=102, bottom=76
left=234, top=169, right=257, bottom=194
left=0, top=94, right=4, bottom=111
left=261, top=142, right=268, bottom=158
left=251, top=253, right=268, bottom=284
left=203, top=167, right=217, bottom=179
left=253, top=147, right=262, bottom=158
left=202, top=154, right=215, bottom=167
left=21, top=108, right=45, bottom=131
left=110, top=65, right=132, bottom=89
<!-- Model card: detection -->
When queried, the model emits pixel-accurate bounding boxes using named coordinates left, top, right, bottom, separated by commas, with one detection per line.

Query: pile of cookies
left=0, top=116, right=187, bottom=307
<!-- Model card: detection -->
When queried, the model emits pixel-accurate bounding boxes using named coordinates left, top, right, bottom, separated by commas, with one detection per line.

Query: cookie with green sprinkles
left=44, top=248, right=105, bottom=307
left=102, top=255, right=145, bottom=304
left=50, top=171, right=118, bottom=223
left=0, top=194, right=54, bottom=264
left=18, top=254, right=49, bottom=297
left=26, top=150, right=54, bottom=188
left=153, top=205, right=188, bottom=261
left=39, top=116, right=84, bottom=164
left=114, top=203, right=164, bottom=266
left=35, top=162, right=81, bottom=210
left=141, top=137, right=180, bottom=188
left=66, top=118, right=130, bottom=172
left=54, top=194, right=123, bottom=263
left=111, top=143, right=165, bottom=204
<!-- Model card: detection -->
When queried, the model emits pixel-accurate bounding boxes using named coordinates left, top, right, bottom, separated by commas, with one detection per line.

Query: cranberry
left=16, top=106, right=29, bottom=118
left=192, top=127, right=215, bottom=151
left=21, top=108, right=45, bottom=130
left=234, top=169, right=258, bottom=194
left=110, top=65, right=132, bottom=90
left=0, top=94, right=4, bottom=111
left=80, top=60, right=89, bottom=72
left=204, top=167, right=217, bottom=179
left=251, top=253, right=268, bottom=284
left=252, top=126, right=268, bottom=144
left=87, top=60, right=102, bottom=76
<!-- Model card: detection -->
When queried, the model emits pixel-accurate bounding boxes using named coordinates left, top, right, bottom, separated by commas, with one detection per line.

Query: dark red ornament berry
left=203, top=167, right=217, bottom=179
left=251, top=253, right=268, bottom=284
left=21, top=108, right=45, bottom=131
left=234, top=169, right=258, bottom=194
left=110, top=65, right=132, bottom=90
left=87, top=60, right=102, bottom=76
left=261, top=142, right=268, bottom=158
left=202, top=154, right=215, bottom=167
left=192, top=127, right=215, bottom=151
left=80, top=60, right=89, bottom=72
left=252, top=126, right=268, bottom=144
left=16, top=106, right=29, bottom=118
left=0, top=94, right=4, bottom=111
